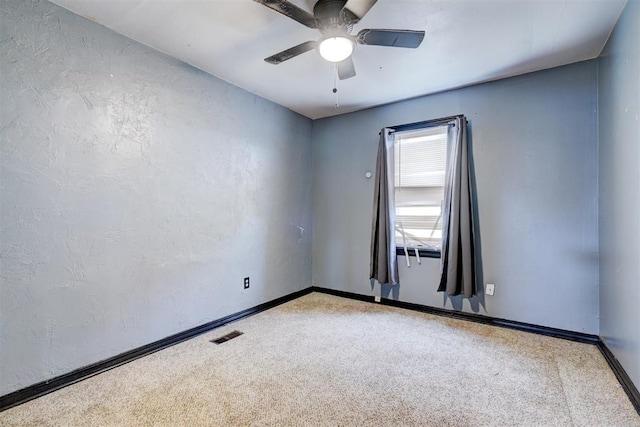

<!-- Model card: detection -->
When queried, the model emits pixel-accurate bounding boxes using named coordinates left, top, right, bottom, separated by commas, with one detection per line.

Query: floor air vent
left=211, top=330, right=243, bottom=344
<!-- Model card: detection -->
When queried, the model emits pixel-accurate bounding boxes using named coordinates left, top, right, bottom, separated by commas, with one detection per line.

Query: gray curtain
left=370, top=129, right=399, bottom=286
left=438, top=116, right=477, bottom=297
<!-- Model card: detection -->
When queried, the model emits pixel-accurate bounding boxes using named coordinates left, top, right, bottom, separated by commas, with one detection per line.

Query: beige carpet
left=1, top=292, right=639, bottom=426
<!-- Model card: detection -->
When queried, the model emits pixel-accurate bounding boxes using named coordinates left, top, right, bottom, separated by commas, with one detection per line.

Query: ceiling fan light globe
left=318, top=37, right=354, bottom=62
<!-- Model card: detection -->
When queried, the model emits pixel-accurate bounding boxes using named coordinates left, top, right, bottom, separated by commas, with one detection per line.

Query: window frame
left=386, top=114, right=464, bottom=259
left=395, top=246, right=442, bottom=258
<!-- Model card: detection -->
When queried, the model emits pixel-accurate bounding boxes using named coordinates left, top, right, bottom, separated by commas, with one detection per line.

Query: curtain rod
left=381, top=114, right=466, bottom=135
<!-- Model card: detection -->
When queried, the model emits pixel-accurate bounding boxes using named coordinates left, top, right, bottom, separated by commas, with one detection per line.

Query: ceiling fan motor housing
left=313, top=0, right=357, bottom=31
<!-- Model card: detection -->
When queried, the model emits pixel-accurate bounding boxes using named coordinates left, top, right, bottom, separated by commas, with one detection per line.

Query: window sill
left=396, top=247, right=441, bottom=259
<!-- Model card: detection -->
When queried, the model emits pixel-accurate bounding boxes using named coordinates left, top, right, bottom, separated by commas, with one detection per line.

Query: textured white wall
left=312, top=61, right=599, bottom=334
left=598, top=0, right=640, bottom=390
left=0, top=0, right=312, bottom=395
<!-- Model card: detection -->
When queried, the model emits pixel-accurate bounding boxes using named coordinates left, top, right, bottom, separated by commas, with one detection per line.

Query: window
left=393, top=123, right=448, bottom=255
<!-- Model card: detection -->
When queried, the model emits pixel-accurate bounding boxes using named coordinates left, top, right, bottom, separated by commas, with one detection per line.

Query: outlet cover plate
left=486, top=283, right=495, bottom=296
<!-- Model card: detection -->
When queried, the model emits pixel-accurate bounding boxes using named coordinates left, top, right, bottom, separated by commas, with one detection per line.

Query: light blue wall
left=3, top=0, right=632, bottom=399
left=0, top=0, right=312, bottom=395
left=598, top=0, right=640, bottom=389
left=313, top=61, right=599, bottom=334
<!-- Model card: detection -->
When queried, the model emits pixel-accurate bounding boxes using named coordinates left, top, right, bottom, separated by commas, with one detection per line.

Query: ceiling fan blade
left=341, top=0, right=378, bottom=22
left=253, top=0, right=319, bottom=28
left=357, top=29, right=425, bottom=48
left=337, top=57, right=356, bottom=80
left=264, top=41, right=317, bottom=64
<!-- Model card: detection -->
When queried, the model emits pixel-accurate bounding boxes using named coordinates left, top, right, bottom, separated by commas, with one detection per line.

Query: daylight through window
left=394, top=124, right=448, bottom=252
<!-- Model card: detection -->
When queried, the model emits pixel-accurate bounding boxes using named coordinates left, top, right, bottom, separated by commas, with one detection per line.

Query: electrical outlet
left=485, top=283, right=495, bottom=296
left=244, top=277, right=250, bottom=289
left=374, top=295, right=381, bottom=303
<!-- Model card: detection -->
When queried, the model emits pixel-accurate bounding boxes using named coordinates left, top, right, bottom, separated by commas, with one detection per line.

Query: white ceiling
left=49, top=0, right=627, bottom=119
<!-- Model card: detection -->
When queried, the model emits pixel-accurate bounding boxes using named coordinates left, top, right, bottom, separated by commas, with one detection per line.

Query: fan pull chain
left=333, top=63, right=340, bottom=109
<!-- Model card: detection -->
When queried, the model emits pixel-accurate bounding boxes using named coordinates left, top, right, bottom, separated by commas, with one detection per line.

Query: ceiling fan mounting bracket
left=313, top=0, right=346, bottom=21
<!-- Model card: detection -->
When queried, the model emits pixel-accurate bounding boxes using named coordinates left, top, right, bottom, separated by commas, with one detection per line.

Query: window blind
left=393, top=125, right=448, bottom=250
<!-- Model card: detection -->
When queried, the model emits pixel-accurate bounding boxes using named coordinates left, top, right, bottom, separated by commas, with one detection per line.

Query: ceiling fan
left=253, top=0, right=425, bottom=80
